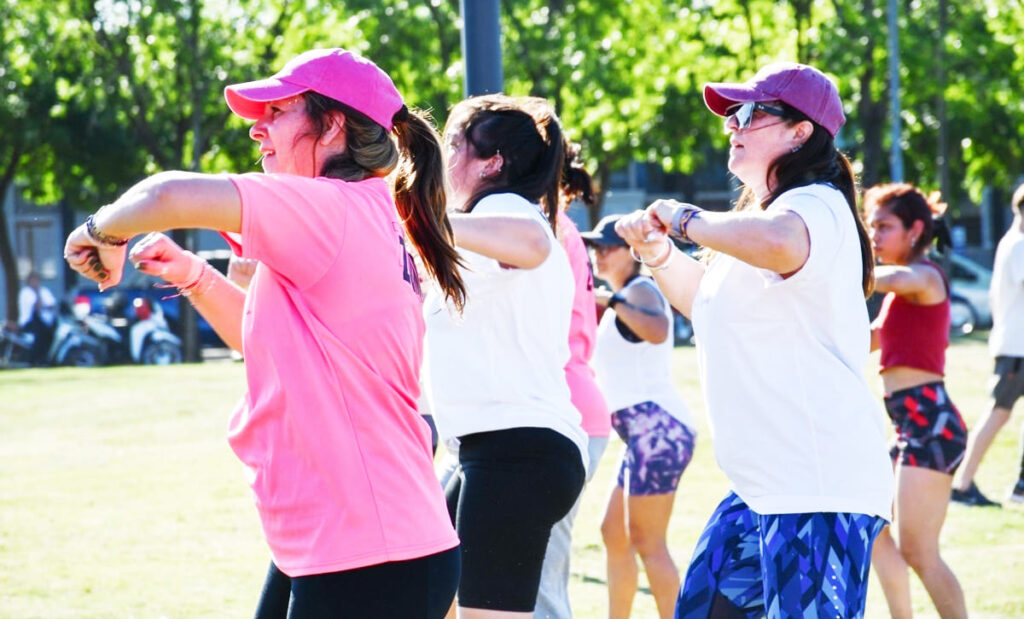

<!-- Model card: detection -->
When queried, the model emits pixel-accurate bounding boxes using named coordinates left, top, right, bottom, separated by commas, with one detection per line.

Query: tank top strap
left=919, top=258, right=950, bottom=296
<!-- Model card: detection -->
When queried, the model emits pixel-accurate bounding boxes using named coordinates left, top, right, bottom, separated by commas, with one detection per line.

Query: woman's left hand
left=64, top=224, right=127, bottom=291
left=614, top=209, right=671, bottom=263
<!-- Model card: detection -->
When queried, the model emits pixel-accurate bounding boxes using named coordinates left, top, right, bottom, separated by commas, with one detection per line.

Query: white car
left=948, top=253, right=993, bottom=335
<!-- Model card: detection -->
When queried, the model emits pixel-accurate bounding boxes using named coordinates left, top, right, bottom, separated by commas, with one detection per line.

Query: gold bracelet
left=85, top=214, right=128, bottom=247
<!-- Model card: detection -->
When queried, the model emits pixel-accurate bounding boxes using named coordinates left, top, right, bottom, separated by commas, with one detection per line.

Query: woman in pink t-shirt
left=64, top=49, right=465, bottom=618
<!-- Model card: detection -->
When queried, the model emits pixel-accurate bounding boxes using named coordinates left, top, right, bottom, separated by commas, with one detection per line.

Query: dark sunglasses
left=726, top=101, right=788, bottom=129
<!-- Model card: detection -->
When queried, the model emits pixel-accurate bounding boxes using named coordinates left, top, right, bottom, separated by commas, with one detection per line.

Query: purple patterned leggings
left=611, top=401, right=696, bottom=495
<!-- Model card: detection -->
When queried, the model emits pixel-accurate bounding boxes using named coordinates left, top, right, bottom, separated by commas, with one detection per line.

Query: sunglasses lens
left=735, top=102, right=755, bottom=128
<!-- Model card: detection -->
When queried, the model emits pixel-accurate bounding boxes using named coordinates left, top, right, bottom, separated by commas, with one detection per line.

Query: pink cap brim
left=703, top=83, right=766, bottom=117
left=224, top=77, right=309, bottom=120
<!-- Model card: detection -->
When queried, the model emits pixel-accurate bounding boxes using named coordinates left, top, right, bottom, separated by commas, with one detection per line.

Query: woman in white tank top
left=582, top=214, right=697, bottom=619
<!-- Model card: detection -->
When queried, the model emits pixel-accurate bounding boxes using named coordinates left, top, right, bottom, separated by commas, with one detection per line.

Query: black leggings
left=253, top=546, right=460, bottom=619
left=444, top=427, right=585, bottom=612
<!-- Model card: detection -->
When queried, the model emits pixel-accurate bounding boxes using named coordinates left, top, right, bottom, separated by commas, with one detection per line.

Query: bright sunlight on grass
left=1, top=334, right=1021, bottom=617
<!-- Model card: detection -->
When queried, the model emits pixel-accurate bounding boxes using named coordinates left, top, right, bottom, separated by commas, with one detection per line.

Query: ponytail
left=932, top=216, right=953, bottom=254
left=451, top=95, right=568, bottom=236
left=393, top=107, right=466, bottom=311
left=535, top=115, right=564, bottom=235
left=560, top=140, right=596, bottom=210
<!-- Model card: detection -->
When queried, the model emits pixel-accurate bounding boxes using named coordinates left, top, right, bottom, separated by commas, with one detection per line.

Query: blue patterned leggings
left=675, top=493, right=885, bottom=618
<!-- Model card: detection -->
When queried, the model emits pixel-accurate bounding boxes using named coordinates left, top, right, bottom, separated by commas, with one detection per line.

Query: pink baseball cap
left=224, top=48, right=404, bottom=130
left=703, top=62, right=845, bottom=137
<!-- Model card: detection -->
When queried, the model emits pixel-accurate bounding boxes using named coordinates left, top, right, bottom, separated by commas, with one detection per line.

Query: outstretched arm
left=873, top=263, right=946, bottom=301
left=614, top=211, right=705, bottom=319
left=449, top=212, right=552, bottom=269
left=65, top=172, right=241, bottom=289
left=648, top=199, right=810, bottom=275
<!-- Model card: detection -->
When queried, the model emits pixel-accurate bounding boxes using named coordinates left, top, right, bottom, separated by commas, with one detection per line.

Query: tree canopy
left=3, top=0, right=1023, bottom=322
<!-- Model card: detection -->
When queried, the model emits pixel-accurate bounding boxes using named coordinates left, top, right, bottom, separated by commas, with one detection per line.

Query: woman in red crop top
left=866, top=183, right=968, bottom=619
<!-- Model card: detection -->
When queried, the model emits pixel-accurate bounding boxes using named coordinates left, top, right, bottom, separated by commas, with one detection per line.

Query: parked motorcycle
left=0, top=324, right=34, bottom=369
left=48, top=297, right=108, bottom=367
left=50, top=294, right=182, bottom=366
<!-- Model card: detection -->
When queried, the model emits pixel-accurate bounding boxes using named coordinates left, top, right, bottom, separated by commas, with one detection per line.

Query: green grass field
left=1, top=334, right=1022, bottom=618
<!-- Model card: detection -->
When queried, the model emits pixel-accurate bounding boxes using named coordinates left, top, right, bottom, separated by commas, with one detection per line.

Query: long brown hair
left=303, top=93, right=465, bottom=311
left=445, top=95, right=566, bottom=235
left=733, top=105, right=874, bottom=297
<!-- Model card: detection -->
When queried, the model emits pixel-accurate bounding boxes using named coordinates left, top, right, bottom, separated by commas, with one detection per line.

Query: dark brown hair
left=863, top=183, right=950, bottom=260
left=302, top=93, right=465, bottom=311
left=444, top=95, right=568, bottom=234
left=560, top=139, right=596, bottom=211
left=733, top=104, right=874, bottom=297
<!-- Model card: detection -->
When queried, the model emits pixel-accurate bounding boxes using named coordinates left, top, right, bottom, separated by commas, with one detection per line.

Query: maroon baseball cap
left=224, top=48, right=404, bottom=130
left=703, top=62, right=845, bottom=137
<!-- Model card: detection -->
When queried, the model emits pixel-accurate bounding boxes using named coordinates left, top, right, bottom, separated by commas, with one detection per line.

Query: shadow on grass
left=574, top=572, right=653, bottom=596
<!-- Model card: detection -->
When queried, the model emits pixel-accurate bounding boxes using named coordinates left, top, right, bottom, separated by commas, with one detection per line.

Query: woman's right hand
left=128, top=233, right=202, bottom=286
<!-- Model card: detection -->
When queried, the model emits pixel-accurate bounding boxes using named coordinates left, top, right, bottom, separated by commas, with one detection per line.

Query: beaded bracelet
left=85, top=214, right=128, bottom=247
left=670, top=208, right=700, bottom=243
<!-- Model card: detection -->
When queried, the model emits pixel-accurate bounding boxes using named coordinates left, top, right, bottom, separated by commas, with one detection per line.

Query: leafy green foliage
left=3, top=0, right=1023, bottom=310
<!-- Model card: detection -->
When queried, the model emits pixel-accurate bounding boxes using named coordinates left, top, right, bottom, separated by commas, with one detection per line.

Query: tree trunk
left=0, top=145, right=23, bottom=326
left=936, top=0, right=950, bottom=203
left=177, top=0, right=204, bottom=362
left=857, top=0, right=887, bottom=189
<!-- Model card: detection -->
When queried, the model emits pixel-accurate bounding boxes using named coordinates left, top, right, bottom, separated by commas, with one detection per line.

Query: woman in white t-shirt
left=615, top=63, right=894, bottom=618
left=582, top=214, right=697, bottom=619
left=423, top=94, right=588, bottom=618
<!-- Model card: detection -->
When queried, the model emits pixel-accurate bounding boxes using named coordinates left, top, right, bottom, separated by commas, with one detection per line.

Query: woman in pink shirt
left=535, top=144, right=612, bottom=619
left=64, top=48, right=465, bottom=618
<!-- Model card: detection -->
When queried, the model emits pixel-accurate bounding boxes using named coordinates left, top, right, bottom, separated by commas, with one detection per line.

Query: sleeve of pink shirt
left=558, top=211, right=611, bottom=436
left=558, top=212, right=598, bottom=364
left=226, top=173, right=350, bottom=290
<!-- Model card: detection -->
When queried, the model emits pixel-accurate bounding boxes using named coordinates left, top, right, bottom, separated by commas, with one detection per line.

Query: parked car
left=947, top=252, right=992, bottom=335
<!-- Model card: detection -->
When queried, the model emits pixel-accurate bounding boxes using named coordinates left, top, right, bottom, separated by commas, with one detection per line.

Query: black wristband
left=608, top=292, right=627, bottom=309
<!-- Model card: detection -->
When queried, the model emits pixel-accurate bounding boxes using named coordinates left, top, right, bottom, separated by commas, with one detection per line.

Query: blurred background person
left=17, top=271, right=57, bottom=365
left=583, top=214, right=696, bottom=619
left=865, top=183, right=967, bottom=619
left=952, top=181, right=1024, bottom=507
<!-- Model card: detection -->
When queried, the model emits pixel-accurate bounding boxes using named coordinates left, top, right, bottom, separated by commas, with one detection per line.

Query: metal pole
left=887, top=0, right=904, bottom=182
left=460, top=0, right=503, bottom=96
